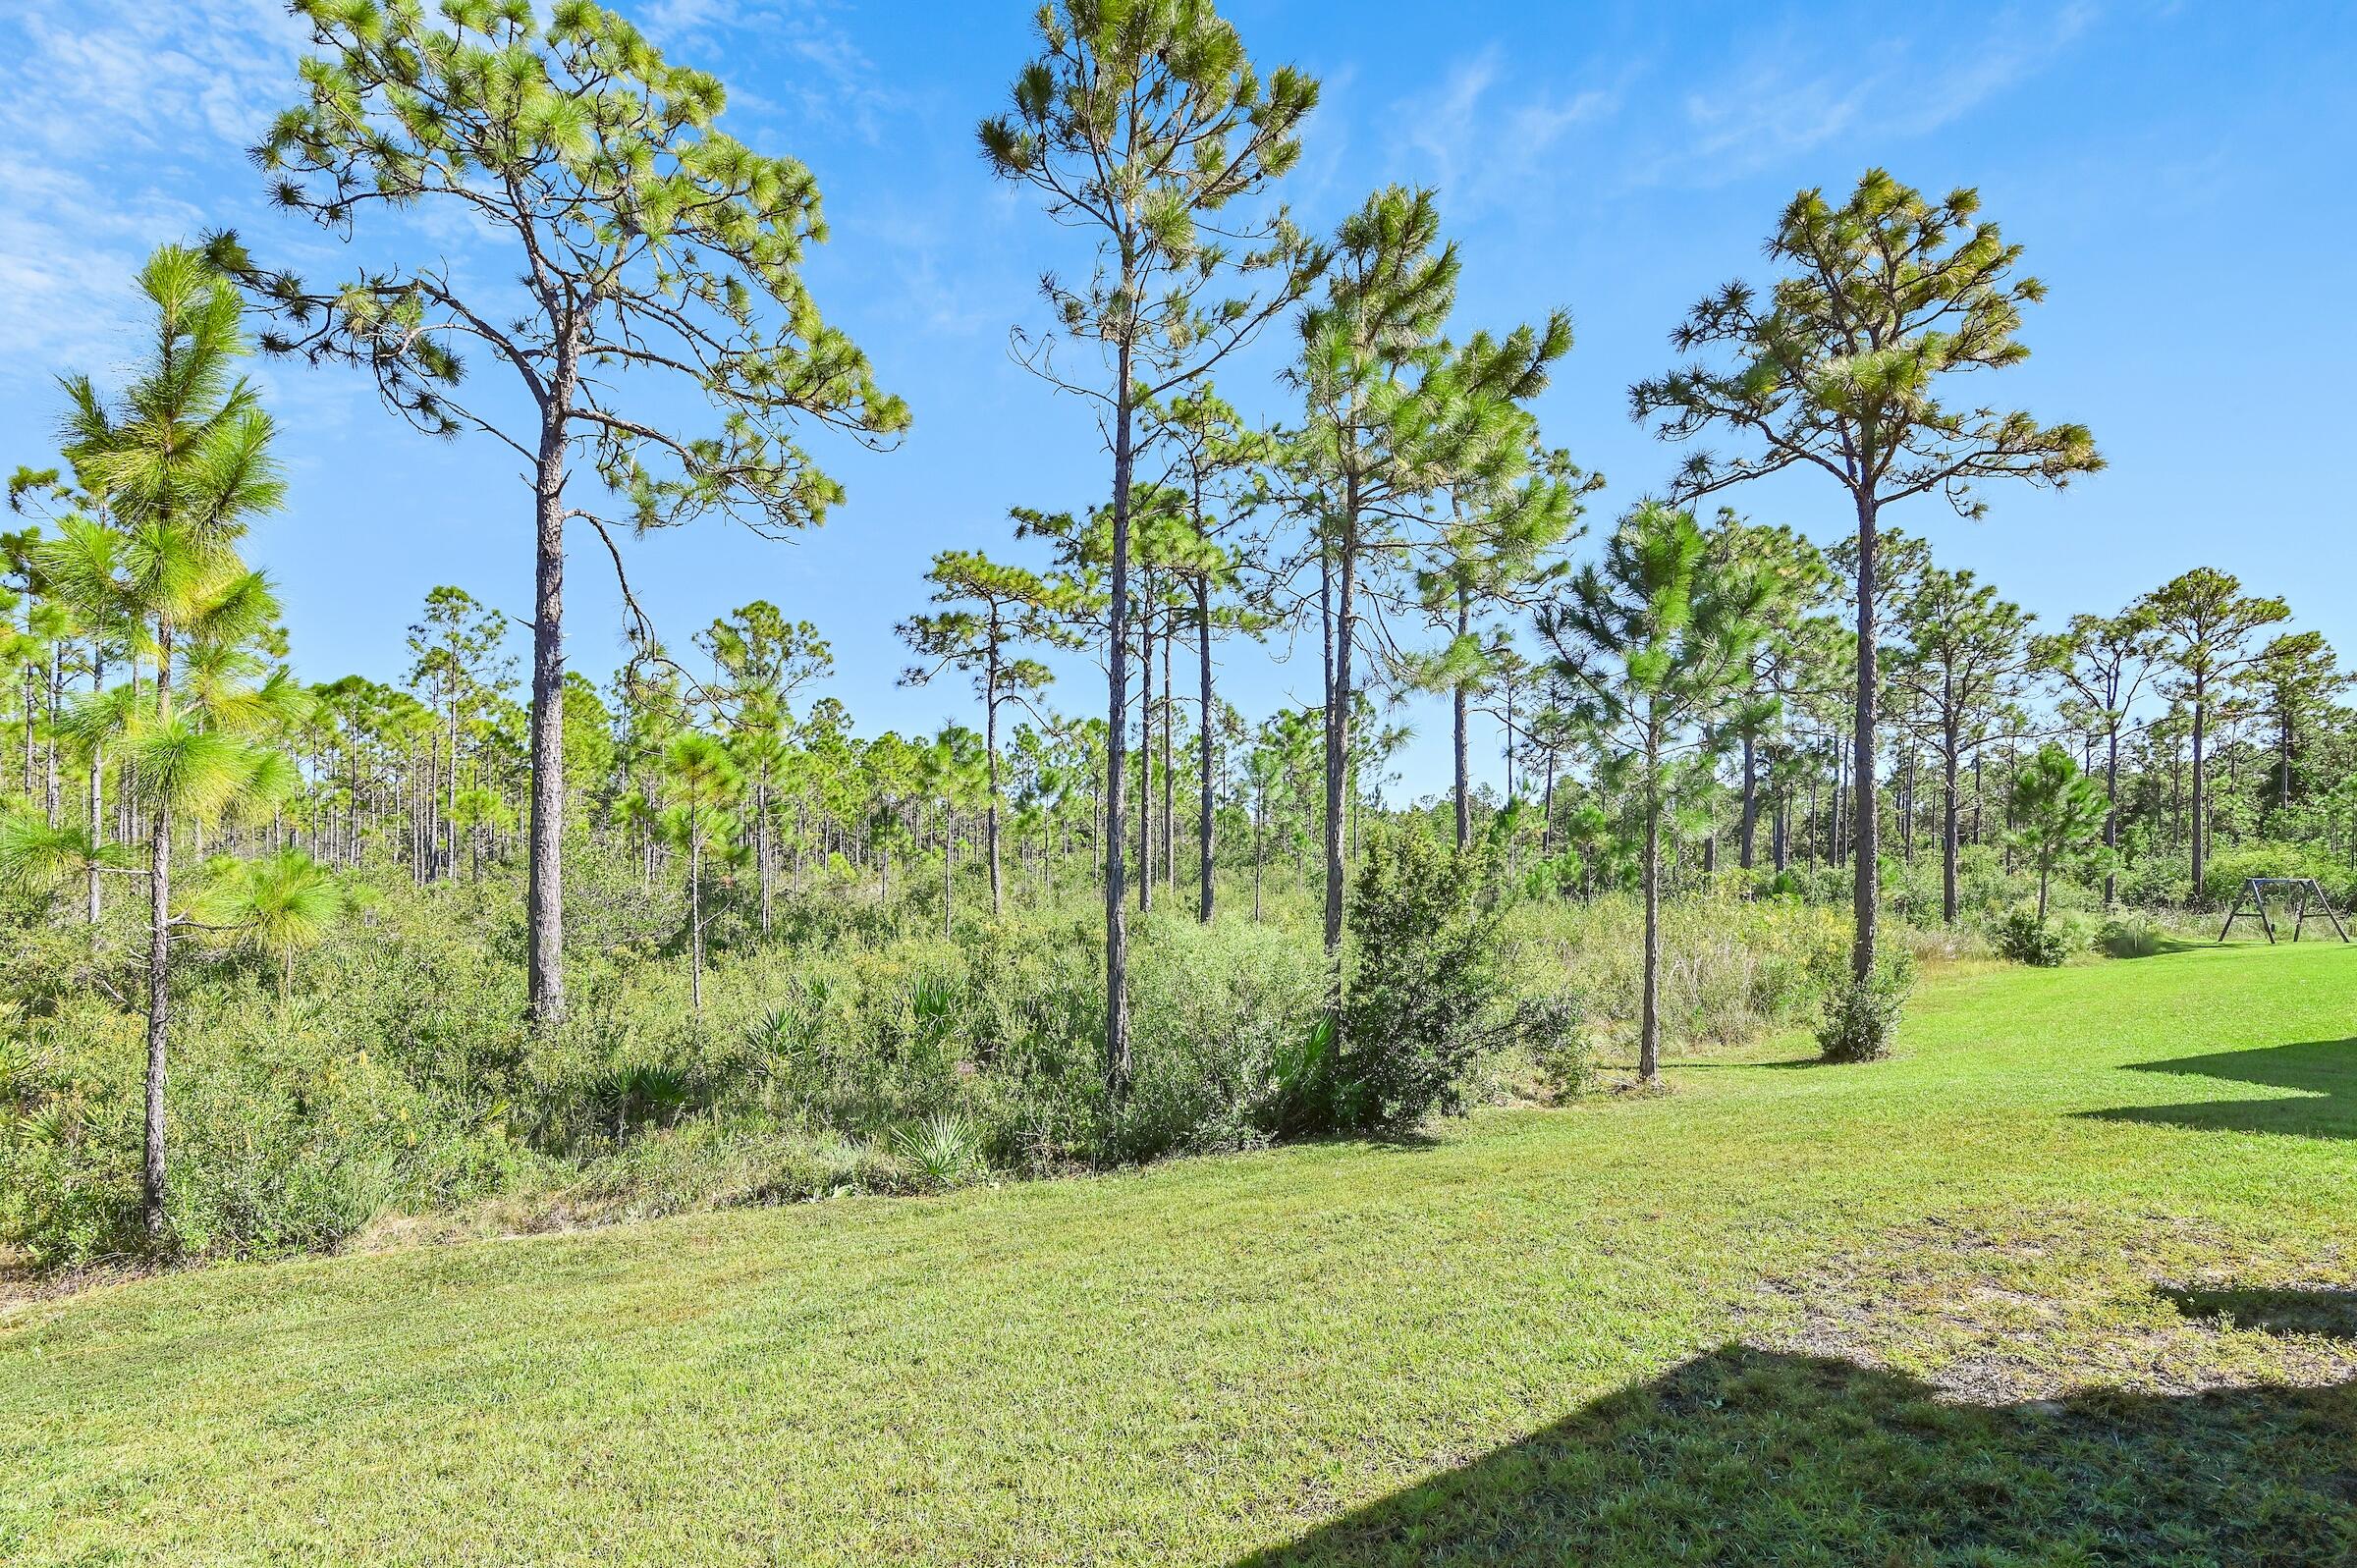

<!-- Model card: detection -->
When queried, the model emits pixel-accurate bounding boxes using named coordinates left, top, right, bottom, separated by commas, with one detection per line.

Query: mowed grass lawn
left=5, top=941, right=2354, bottom=1566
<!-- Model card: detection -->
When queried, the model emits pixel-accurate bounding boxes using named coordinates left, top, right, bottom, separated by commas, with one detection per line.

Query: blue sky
left=3, top=0, right=2352, bottom=797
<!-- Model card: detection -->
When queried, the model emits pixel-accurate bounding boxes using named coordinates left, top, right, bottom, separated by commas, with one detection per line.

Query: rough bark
left=1103, top=341, right=1134, bottom=1101
left=1196, top=579, right=1215, bottom=922
left=1850, top=493, right=1881, bottom=983
left=1324, top=512, right=1356, bottom=959
left=1942, top=735, right=1961, bottom=926
left=1738, top=731, right=1758, bottom=869
left=1453, top=591, right=1471, bottom=850
left=1639, top=784, right=1662, bottom=1086
left=2189, top=670, right=2209, bottom=899
left=524, top=374, right=573, bottom=1028
left=141, top=634, right=175, bottom=1243
left=985, top=649, right=1003, bottom=918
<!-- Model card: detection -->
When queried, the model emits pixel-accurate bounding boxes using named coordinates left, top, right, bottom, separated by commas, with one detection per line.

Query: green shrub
left=1520, top=994, right=1591, bottom=1102
left=1991, top=907, right=2071, bottom=967
left=1988, top=905, right=2099, bottom=967
left=1262, top=829, right=1515, bottom=1136
left=1112, top=913, right=1326, bottom=1161
left=1814, top=949, right=1914, bottom=1063
left=2200, top=842, right=2356, bottom=911
left=1504, top=892, right=1846, bottom=1057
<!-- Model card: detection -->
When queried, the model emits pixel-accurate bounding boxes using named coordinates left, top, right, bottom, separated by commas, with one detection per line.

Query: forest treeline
left=2, top=0, right=2348, bottom=1267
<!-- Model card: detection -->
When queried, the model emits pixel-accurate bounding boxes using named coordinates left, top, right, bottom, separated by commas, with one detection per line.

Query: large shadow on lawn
left=2084, top=1037, right=2357, bottom=1140
left=1233, top=1305, right=2357, bottom=1565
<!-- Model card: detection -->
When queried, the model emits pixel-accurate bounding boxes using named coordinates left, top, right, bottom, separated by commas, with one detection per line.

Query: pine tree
left=660, top=730, right=741, bottom=1016
left=406, top=586, right=513, bottom=884
left=1283, top=186, right=1571, bottom=961
left=1140, top=386, right=1272, bottom=921
left=1699, top=513, right=1839, bottom=871
left=1634, top=170, right=2100, bottom=988
left=696, top=604, right=830, bottom=933
left=230, top=0, right=904, bottom=1027
left=1537, top=504, right=1780, bottom=1083
left=2007, top=744, right=2109, bottom=920
left=2135, top=568, right=2288, bottom=897
left=1407, top=409, right=1589, bottom=848
left=982, top=0, right=1319, bottom=1098
left=1890, top=565, right=2036, bottom=923
left=900, top=552, right=1076, bottom=918
left=2241, top=630, right=2347, bottom=814
left=2036, top=608, right=2163, bottom=902
left=35, top=245, right=299, bottom=1243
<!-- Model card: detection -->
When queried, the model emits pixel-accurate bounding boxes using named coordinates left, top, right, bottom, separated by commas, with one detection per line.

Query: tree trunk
left=757, top=774, right=774, bottom=936
left=1850, top=492, right=1881, bottom=982
left=1162, top=628, right=1175, bottom=895
left=524, top=390, right=572, bottom=1028
left=688, top=825, right=704, bottom=1016
left=1325, top=518, right=1357, bottom=959
left=445, top=704, right=460, bottom=882
left=1453, top=590, right=1471, bottom=850
left=1103, top=342, right=1134, bottom=1100
left=1942, top=730, right=1961, bottom=926
left=2103, top=723, right=2120, bottom=904
left=86, top=653, right=104, bottom=927
left=1738, top=731, right=1758, bottom=869
left=1196, top=579, right=1215, bottom=923
left=144, top=802, right=170, bottom=1243
left=1252, top=789, right=1265, bottom=924
left=44, top=646, right=61, bottom=826
left=141, top=629, right=175, bottom=1244
left=2189, top=671, right=2209, bottom=900
left=1639, top=782, right=1662, bottom=1086
left=1137, top=600, right=1153, bottom=915
left=985, top=666, right=1004, bottom=918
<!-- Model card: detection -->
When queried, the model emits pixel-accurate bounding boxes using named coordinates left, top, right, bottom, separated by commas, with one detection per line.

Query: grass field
left=5, top=939, right=2353, bottom=1565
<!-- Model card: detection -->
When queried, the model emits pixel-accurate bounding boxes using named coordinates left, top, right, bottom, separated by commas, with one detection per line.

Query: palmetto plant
left=890, top=1108, right=988, bottom=1190
left=591, top=1063, right=693, bottom=1145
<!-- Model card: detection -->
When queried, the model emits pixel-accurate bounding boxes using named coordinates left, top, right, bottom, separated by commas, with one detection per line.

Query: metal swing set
left=2217, top=876, right=2351, bottom=945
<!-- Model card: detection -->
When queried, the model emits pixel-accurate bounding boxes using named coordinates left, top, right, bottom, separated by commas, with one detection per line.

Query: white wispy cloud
left=1392, top=45, right=1619, bottom=218
left=2, top=0, right=305, bottom=155
left=1640, top=4, right=2101, bottom=187
left=0, top=2, right=309, bottom=377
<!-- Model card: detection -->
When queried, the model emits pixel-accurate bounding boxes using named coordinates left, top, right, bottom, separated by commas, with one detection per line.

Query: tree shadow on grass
left=2081, top=1038, right=2357, bottom=1140
left=2163, top=1285, right=2357, bottom=1337
left=1233, top=1314, right=2357, bottom=1566
left=2114, top=935, right=2226, bottom=957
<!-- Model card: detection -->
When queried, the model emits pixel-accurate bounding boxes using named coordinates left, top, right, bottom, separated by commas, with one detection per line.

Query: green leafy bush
left=1, top=832, right=1921, bottom=1267
left=1814, top=949, right=1915, bottom=1063
left=1988, top=905, right=2100, bottom=966
left=1992, top=907, right=2072, bottom=967
left=1259, top=829, right=1518, bottom=1136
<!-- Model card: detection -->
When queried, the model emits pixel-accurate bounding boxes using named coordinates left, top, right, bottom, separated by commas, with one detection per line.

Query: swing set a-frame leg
left=2220, top=888, right=2250, bottom=943
left=2311, top=879, right=2351, bottom=943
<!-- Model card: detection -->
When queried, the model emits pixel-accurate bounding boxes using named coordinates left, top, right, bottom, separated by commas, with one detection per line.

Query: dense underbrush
left=0, top=837, right=2149, bottom=1269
